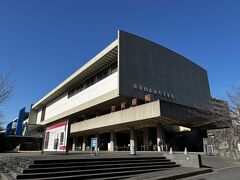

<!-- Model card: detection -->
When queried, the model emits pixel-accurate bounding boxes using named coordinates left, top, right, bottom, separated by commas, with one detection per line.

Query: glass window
left=111, top=62, right=118, bottom=73
left=102, top=68, right=108, bottom=79
left=41, top=107, right=46, bottom=122
left=68, top=61, right=118, bottom=98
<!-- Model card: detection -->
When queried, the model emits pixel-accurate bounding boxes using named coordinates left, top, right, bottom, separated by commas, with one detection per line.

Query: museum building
left=28, top=31, right=211, bottom=152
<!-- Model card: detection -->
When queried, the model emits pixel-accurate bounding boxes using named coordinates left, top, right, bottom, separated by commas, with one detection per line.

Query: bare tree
left=0, top=72, right=13, bottom=128
left=227, top=87, right=240, bottom=121
left=188, top=87, right=240, bottom=134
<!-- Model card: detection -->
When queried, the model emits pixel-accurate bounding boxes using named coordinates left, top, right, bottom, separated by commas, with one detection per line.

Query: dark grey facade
left=119, top=31, right=211, bottom=108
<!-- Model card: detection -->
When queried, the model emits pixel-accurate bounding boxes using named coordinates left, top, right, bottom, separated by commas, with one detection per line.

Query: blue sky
left=0, top=0, right=240, bottom=125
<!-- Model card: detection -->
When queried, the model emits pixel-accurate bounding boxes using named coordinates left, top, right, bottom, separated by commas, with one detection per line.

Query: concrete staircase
left=1, top=156, right=180, bottom=180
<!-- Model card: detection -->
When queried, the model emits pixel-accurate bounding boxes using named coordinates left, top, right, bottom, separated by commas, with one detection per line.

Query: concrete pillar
left=143, top=128, right=149, bottom=151
left=157, top=125, right=164, bottom=152
left=72, top=137, right=76, bottom=151
left=110, top=131, right=115, bottom=151
left=82, top=135, right=86, bottom=151
left=130, top=127, right=136, bottom=155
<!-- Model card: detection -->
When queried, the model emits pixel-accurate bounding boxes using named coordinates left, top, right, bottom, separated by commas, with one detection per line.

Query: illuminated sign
left=91, top=138, right=98, bottom=148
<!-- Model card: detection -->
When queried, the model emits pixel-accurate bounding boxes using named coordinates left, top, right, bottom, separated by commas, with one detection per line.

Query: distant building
left=27, top=31, right=212, bottom=152
left=211, top=97, right=229, bottom=115
left=1, top=108, right=42, bottom=152
left=5, top=108, right=28, bottom=137
left=203, top=98, right=240, bottom=160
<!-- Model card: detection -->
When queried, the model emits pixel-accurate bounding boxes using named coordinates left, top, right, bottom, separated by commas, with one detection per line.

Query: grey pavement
left=184, top=156, right=240, bottom=180
left=124, top=167, right=212, bottom=180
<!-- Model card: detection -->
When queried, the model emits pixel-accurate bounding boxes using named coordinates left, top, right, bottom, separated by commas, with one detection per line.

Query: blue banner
left=5, top=122, right=13, bottom=137
left=15, top=107, right=25, bottom=136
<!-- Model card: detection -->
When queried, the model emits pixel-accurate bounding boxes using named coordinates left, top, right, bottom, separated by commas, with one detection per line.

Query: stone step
left=4, top=161, right=20, bottom=170
left=17, top=161, right=176, bottom=174
left=1, top=172, right=15, bottom=180
left=23, top=158, right=170, bottom=169
left=10, top=164, right=180, bottom=179
left=28, top=156, right=166, bottom=164
left=14, top=168, right=173, bottom=180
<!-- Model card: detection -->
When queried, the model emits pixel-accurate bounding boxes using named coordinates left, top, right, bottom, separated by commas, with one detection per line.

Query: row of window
left=38, top=61, right=118, bottom=121
left=68, top=61, right=118, bottom=98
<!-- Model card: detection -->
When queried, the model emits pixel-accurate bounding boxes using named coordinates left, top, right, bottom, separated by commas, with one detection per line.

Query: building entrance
left=99, top=132, right=110, bottom=151
left=116, top=132, right=130, bottom=151
left=136, top=130, right=144, bottom=151
left=164, top=128, right=207, bottom=152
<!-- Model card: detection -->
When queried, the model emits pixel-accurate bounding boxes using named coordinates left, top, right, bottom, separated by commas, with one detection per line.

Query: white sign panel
left=44, top=120, right=68, bottom=152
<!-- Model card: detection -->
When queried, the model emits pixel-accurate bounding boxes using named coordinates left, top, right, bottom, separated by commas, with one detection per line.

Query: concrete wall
left=36, top=72, right=118, bottom=124
left=71, top=100, right=161, bottom=134
left=28, top=108, right=38, bottom=125
left=36, top=109, right=42, bottom=124
left=118, top=31, right=211, bottom=108
left=204, top=128, right=240, bottom=160
left=163, top=153, right=202, bottom=168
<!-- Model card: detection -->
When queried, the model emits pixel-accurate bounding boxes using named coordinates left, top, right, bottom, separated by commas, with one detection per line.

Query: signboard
left=206, top=145, right=214, bottom=155
left=91, top=138, right=98, bottom=148
left=91, top=138, right=98, bottom=155
left=43, top=120, right=68, bottom=152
